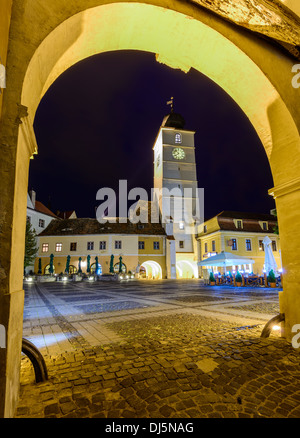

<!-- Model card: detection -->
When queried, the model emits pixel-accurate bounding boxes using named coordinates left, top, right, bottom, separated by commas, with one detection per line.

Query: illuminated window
left=153, top=241, right=160, bottom=250
left=70, top=242, right=77, bottom=251
left=56, top=243, right=62, bottom=252
left=259, top=240, right=264, bottom=251
left=42, top=243, right=49, bottom=253
left=175, top=133, right=182, bottom=144
left=246, top=239, right=252, bottom=251
left=87, top=242, right=94, bottom=251
left=99, top=241, right=106, bottom=250
left=179, top=222, right=185, bottom=230
left=115, top=240, right=122, bottom=249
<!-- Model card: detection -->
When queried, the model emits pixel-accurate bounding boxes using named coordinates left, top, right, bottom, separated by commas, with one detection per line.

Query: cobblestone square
left=16, top=280, right=300, bottom=418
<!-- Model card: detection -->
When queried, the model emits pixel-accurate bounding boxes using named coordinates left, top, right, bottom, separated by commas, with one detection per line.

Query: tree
left=24, top=220, right=38, bottom=273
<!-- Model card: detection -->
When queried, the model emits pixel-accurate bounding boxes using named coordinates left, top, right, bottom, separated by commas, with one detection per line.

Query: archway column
left=269, top=177, right=300, bottom=342
left=0, top=109, right=37, bottom=417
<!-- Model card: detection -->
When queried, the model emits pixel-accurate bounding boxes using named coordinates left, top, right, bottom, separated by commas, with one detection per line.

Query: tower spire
left=167, top=96, right=174, bottom=113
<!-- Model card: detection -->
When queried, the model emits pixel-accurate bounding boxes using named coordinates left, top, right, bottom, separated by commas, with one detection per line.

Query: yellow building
left=35, top=217, right=167, bottom=279
left=197, top=211, right=281, bottom=276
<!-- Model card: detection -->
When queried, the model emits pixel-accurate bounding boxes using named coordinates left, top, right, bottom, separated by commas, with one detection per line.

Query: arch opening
left=176, top=260, right=198, bottom=279
left=140, top=261, right=162, bottom=280
left=22, top=1, right=300, bottom=193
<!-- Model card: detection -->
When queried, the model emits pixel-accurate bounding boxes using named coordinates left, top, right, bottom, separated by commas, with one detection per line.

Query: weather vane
left=167, top=96, right=174, bottom=113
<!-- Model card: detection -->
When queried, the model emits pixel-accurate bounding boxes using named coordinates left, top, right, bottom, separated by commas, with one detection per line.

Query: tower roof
left=161, top=112, right=185, bottom=129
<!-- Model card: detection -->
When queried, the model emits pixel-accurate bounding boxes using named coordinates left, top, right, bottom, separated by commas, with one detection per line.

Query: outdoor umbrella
left=38, top=258, right=42, bottom=275
left=110, top=255, right=114, bottom=274
left=65, top=255, right=71, bottom=274
left=78, top=257, right=82, bottom=274
left=49, top=254, right=54, bottom=275
left=198, top=251, right=255, bottom=271
left=95, top=256, right=99, bottom=275
left=263, top=236, right=277, bottom=274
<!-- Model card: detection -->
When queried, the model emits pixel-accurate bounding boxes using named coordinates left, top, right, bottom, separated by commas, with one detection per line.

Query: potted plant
left=209, top=272, right=216, bottom=286
left=235, top=271, right=242, bottom=287
left=268, top=270, right=276, bottom=288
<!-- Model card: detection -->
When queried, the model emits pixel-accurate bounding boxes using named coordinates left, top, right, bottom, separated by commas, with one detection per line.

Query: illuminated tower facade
left=153, top=103, right=199, bottom=278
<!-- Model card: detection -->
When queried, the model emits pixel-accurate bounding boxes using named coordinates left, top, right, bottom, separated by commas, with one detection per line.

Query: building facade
left=26, top=190, right=58, bottom=273
left=197, top=211, right=281, bottom=275
left=153, top=109, right=199, bottom=279
left=35, top=217, right=168, bottom=279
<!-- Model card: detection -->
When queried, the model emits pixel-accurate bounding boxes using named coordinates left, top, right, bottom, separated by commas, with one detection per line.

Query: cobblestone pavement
left=15, top=280, right=300, bottom=418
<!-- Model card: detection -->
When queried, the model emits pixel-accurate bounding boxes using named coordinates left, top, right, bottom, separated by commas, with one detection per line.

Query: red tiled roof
left=34, top=201, right=58, bottom=218
left=38, top=218, right=166, bottom=237
left=217, top=211, right=277, bottom=234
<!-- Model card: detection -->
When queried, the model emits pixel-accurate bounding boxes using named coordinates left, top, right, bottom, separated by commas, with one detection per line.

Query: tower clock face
left=172, top=147, right=185, bottom=160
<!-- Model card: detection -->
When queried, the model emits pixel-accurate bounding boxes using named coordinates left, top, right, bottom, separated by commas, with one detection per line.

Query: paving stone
left=17, top=281, right=297, bottom=419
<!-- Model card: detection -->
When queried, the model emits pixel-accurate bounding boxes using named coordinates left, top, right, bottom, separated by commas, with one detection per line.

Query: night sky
left=29, top=50, right=275, bottom=220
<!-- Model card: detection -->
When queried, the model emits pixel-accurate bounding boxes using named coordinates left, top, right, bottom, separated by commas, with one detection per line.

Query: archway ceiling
left=191, top=0, right=300, bottom=60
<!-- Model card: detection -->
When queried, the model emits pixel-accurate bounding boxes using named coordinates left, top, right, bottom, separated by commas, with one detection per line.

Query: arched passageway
left=1, top=0, right=300, bottom=418
left=140, top=261, right=163, bottom=280
left=176, top=260, right=198, bottom=279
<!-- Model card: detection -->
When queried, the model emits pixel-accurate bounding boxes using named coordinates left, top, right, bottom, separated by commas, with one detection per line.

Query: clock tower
left=153, top=105, right=200, bottom=279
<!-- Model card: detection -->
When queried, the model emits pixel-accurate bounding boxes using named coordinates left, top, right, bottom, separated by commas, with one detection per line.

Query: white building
left=26, top=190, right=58, bottom=273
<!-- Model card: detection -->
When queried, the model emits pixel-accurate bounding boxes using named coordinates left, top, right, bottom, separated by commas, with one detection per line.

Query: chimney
left=29, top=190, right=36, bottom=209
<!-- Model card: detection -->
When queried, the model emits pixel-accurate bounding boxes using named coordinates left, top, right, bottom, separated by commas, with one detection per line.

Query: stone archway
left=141, top=261, right=163, bottom=280
left=176, top=260, right=198, bottom=279
left=1, top=0, right=300, bottom=418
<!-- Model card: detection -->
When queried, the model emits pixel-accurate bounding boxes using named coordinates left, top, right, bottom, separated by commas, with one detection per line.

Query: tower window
left=175, top=133, right=182, bottom=144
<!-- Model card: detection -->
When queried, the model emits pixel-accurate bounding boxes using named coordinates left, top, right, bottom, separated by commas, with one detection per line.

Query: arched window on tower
left=175, top=133, right=182, bottom=144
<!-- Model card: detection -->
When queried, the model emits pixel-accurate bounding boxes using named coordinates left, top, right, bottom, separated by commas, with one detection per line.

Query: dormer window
left=262, top=222, right=268, bottom=231
left=235, top=219, right=243, bottom=229
left=175, top=133, right=182, bottom=144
